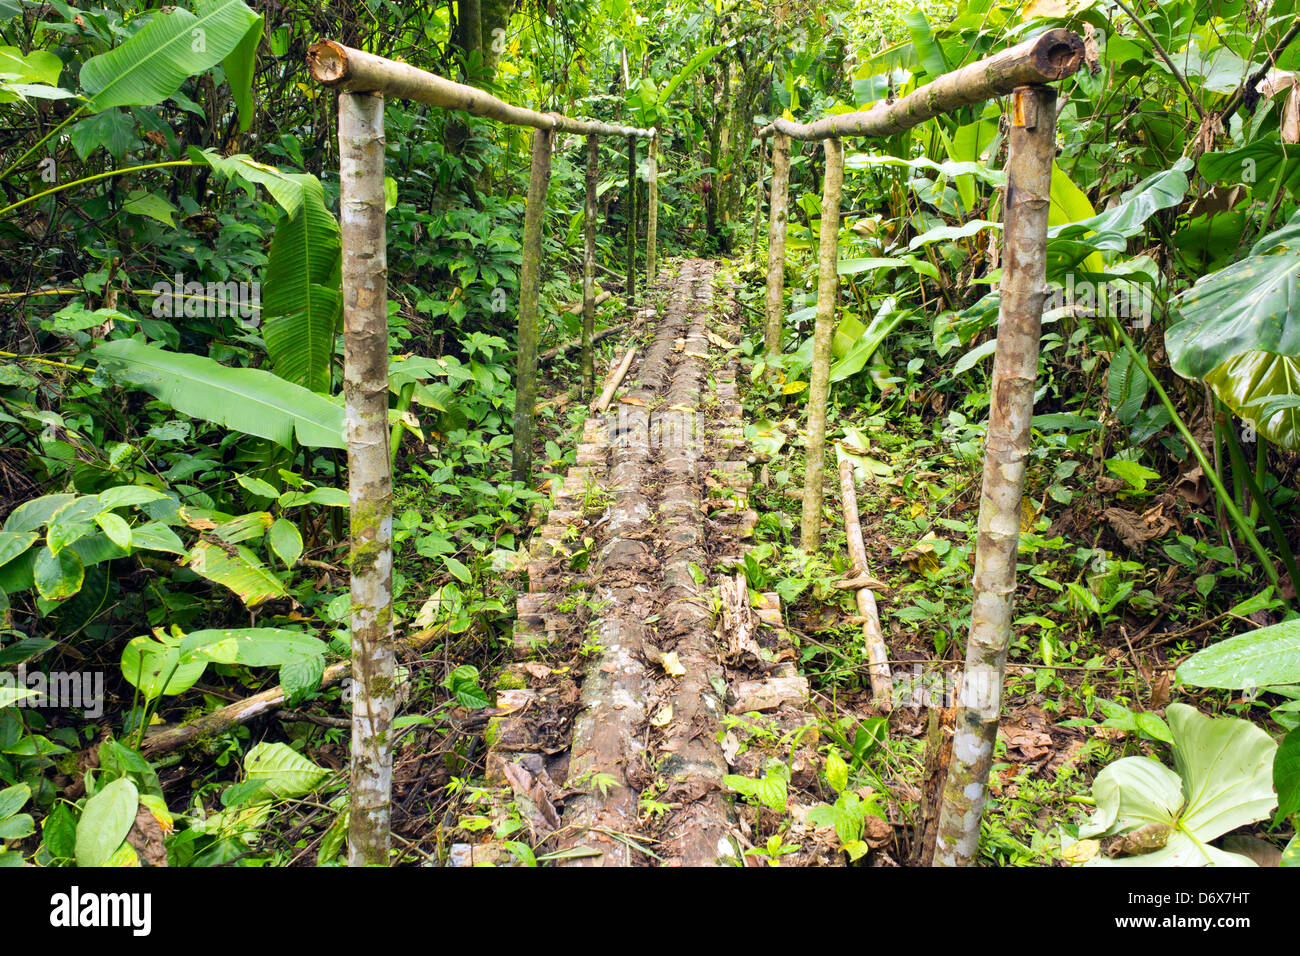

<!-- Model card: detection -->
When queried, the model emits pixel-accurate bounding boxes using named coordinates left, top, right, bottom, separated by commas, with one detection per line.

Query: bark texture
left=339, top=92, right=394, bottom=867
left=309, top=41, right=653, bottom=137
left=756, top=30, right=1082, bottom=141
left=511, top=125, right=554, bottom=481
left=799, top=136, right=844, bottom=552
left=626, top=134, right=637, bottom=306
left=582, top=133, right=599, bottom=395
left=763, top=132, right=791, bottom=361
left=646, top=131, right=659, bottom=284
left=838, top=457, right=891, bottom=704
left=749, top=139, right=766, bottom=263
left=934, top=85, right=1057, bottom=868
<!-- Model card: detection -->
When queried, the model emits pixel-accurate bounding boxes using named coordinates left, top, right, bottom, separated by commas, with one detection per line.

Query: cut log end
left=1035, top=29, right=1085, bottom=79
left=307, top=40, right=350, bottom=86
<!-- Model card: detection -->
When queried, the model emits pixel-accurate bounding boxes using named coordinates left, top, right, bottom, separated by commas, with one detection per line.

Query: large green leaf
left=222, top=10, right=262, bottom=132
left=1081, top=704, right=1277, bottom=866
left=75, top=778, right=138, bottom=868
left=1048, top=159, right=1192, bottom=273
left=904, top=9, right=949, bottom=78
left=1167, top=205, right=1300, bottom=380
left=79, top=0, right=260, bottom=112
left=1178, top=618, right=1300, bottom=689
left=244, top=742, right=328, bottom=798
left=187, top=540, right=288, bottom=606
left=261, top=175, right=342, bottom=393
left=94, top=339, right=344, bottom=449
left=1204, top=350, right=1300, bottom=450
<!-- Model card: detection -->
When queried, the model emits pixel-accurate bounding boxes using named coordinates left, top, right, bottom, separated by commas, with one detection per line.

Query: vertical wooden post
left=934, top=85, right=1056, bottom=868
left=626, top=134, right=637, bottom=306
left=646, top=129, right=658, bottom=285
left=511, top=124, right=554, bottom=482
left=763, top=131, right=791, bottom=362
left=749, top=139, right=766, bottom=264
left=799, top=135, right=843, bottom=552
left=338, top=91, right=394, bottom=867
left=582, top=133, right=599, bottom=396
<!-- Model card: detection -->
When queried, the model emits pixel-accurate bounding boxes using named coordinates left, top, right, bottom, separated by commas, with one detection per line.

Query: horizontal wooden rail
left=755, top=29, right=1083, bottom=141
left=308, top=40, right=656, bottom=138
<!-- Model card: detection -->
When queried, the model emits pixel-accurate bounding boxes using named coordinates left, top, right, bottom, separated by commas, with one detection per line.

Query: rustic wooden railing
left=307, top=40, right=661, bottom=866
left=753, top=28, right=1085, bottom=867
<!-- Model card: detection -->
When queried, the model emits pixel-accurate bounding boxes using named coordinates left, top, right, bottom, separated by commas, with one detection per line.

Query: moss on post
left=582, top=133, right=599, bottom=396
left=510, top=124, right=554, bottom=482
left=799, top=136, right=843, bottom=552
left=763, top=131, right=792, bottom=362
left=646, top=130, right=659, bottom=285
left=338, top=91, right=394, bottom=867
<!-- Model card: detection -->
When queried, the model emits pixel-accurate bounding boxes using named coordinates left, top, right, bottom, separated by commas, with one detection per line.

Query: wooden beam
left=309, top=40, right=655, bottom=138
left=755, top=30, right=1082, bottom=142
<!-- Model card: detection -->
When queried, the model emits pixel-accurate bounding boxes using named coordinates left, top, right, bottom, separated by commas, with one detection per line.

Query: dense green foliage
left=0, top=0, right=1298, bottom=867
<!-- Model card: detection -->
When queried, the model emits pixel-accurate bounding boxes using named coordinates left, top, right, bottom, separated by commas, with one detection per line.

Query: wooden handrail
left=308, top=40, right=657, bottom=139
left=755, top=29, right=1083, bottom=141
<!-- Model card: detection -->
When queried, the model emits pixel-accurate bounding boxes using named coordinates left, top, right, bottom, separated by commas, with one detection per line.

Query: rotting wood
left=591, top=345, right=637, bottom=412
left=799, top=136, right=844, bottom=552
left=338, top=91, right=394, bottom=867
left=837, top=457, right=891, bottom=705
left=754, top=30, right=1083, bottom=142
left=934, top=85, right=1058, bottom=868
left=511, top=125, right=554, bottom=482
left=763, top=132, right=791, bottom=363
left=912, top=678, right=959, bottom=867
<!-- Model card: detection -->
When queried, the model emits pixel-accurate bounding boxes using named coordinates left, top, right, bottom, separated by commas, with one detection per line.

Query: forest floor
left=371, top=256, right=1291, bottom=868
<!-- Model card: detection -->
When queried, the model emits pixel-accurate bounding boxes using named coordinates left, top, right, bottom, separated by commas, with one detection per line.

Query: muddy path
left=467, top=259, right=829, bottom=867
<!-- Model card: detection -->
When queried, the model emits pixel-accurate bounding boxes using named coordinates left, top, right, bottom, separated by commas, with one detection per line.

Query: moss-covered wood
left=799, top=136, right=843, bottom=552
left=338, top=91, right=394, bottom=867
left=511, top=125, right=554, bottom=481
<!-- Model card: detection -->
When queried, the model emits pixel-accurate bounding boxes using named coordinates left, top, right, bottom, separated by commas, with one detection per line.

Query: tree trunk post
left=934, top=84, right=1056, bottom=868
left=338, top=91, right=394, bottom=867
left=510, top=124, right=554, bottom=481
left=582, top=132, right=599, bottom=396
left=763, top=131, right=791, bottom=362
left=646, top=129, right=658, bottom=285
left=799, top=135, right=843, bottom=552
left=626, top=134, right=637, bottom=306
left=749, top=138, right=766, bottom=264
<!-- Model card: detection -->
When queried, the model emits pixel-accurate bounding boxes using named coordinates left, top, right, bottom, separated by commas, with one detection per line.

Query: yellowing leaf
left=1060, top=838, right=1100, bottom=864
left=782, top=380, right=809, bottom=395
left=650, top=704, right=673, bottom=727
left=660, top=651, right=686, bottom=677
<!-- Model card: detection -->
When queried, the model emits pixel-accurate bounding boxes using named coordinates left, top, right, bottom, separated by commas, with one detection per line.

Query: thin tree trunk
left=763, top=132, right=791, bottom=362
left=799, top=136, right=843, bottom=552
left=934, top=85, right=1057, bottom=868
left=338, top=91, right=394, bottom=868
left=749, top=139, right=766, bottom=263
left=646, top=130, right=659, bottom=284
left=582, top=133, right=599, bottom=396
left=626, top=134, right=637, bottom=306
left=510, top=126, right=554, bottom=481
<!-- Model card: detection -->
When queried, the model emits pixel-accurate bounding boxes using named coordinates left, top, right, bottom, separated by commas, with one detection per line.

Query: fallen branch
left=838, top=457, right=891, bottom=705
left=591, top=346, right=636, bottom=412
left=140, top=623, right=455, bottom=758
